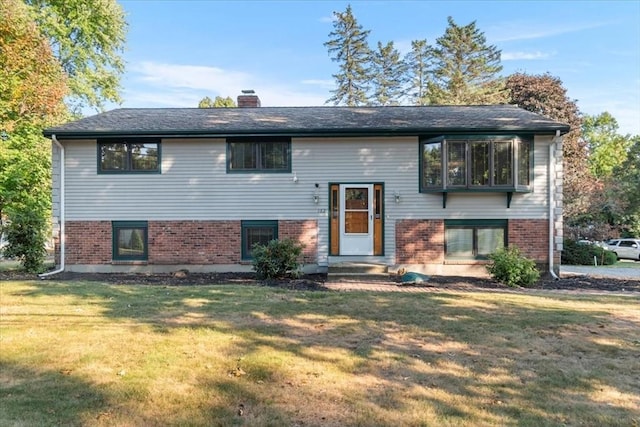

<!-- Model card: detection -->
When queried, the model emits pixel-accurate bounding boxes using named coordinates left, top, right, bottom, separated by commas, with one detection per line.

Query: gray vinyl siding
left=61, top=135, right=553, bottom=263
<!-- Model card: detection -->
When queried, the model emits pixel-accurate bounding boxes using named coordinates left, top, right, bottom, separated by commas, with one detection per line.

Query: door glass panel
left=345, top=212, right=368, bottom=233
left=344, top=187, right=369, bottom=234
left=345, top=188, right=368, bottom=209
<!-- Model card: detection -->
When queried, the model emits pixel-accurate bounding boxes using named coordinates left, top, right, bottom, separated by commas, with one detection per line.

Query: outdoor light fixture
left=394, top=191, right=401, bottom=203
left=313, top=194, right=319, bottom=204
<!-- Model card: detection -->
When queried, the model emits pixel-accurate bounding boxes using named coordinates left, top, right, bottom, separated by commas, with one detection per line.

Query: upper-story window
left=420, top=135, right=532, bottom=192
left=227, top=137, right=291, bottom=173
left=98, top=139, right=160, bottom=174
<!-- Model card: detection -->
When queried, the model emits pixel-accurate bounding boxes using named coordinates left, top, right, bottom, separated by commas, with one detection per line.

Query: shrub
left=251, top=239, right=303, bottom=280
left=2, top=210, right=48, bottom=273
left=561, top=240, right=617, bottom=265
left=486, top=246, right=540, bottom=287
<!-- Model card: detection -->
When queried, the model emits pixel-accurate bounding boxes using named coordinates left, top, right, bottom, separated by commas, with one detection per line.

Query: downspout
left=39, top=134, right=65, bottom=278
left=548, top=130, right=560, bottom=280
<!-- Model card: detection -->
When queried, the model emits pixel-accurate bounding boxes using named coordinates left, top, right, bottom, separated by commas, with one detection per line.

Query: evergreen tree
left=324, top=4, right=372, bottom=106
left=404, top=39, right=433, bottom=105
left=370, top=41, right=407, bottom=106
left=430, top=17, right=507, bottom=105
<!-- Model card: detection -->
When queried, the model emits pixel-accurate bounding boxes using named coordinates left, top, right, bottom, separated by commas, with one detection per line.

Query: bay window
left=421, top=135, right=533, bottom=192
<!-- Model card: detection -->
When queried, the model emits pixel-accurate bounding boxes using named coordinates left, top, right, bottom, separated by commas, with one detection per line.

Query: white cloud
left=502, top=51, right=553, bottom=61
left=488, top=21, right=609, bottom=43
left=124, top=61, right=329, bottom=108
left=130, top=61, right=253, bottom=94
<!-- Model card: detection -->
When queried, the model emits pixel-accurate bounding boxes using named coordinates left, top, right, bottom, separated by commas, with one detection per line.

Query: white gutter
left=39, top=134, right=65, bottom=278
left=548, top=130, right=560, bottom=280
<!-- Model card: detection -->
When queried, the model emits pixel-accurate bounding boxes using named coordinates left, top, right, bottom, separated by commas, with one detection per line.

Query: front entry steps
left=327, top=262, right=398, bottom=284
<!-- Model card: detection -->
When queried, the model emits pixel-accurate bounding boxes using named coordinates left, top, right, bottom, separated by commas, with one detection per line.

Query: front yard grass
left=1, top=280, right=638, bottom=426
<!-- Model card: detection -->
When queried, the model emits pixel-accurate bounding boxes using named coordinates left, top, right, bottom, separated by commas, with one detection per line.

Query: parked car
left=606, top=238, right=640, bottom=261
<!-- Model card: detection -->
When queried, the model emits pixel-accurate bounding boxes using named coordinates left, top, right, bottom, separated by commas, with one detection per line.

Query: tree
left=198, top=96, right=236, bottom=108
left=0, top=0, right=67, bottom=271
left=25, top=0, right=128, bottom=112
left=430, top=17, right=507, bottom=105
left=613, top=136, right=640, bottom=236
left=324, top=4, right=372, bottom=106
left=0, top=0, right=67, bottom=132
left=506, top=73, right=592, bottom=222
left=370, top=41, right=407, bottom=106
left=582, top=112, right=632, bottom=179
left=404, top=39, right=433, bottom=106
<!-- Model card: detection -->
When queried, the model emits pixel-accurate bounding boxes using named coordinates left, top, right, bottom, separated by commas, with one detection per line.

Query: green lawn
left=1, top=280, right=638, bottom=426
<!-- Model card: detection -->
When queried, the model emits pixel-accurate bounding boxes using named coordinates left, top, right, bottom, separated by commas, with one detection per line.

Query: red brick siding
left=508, top=219, right=548, bottom=262
left=278, top=219, right=318, bottom=264
left=396, top=218, right=551, bottom=265
left=149, top=221, right=241, bottom=264
left=396, top=219, right=445, bottom=264
left=63, top=219, right=317, bottom=266
left=66, top=221, right=112, bottom=264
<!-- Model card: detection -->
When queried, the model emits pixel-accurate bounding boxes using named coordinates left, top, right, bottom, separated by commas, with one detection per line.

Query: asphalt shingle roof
left=44, top=105, right=570, bottom=138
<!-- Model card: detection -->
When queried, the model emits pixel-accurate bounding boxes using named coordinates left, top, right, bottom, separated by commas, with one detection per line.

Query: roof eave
left=43, top=125, right=570, bottom=140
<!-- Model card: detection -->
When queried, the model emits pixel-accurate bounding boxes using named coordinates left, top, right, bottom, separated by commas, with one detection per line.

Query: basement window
left=445, top=219, right=507, bottom=260
left=112, top=221, right=148, bottom=261
left=241, top=220, right=278, bottom=260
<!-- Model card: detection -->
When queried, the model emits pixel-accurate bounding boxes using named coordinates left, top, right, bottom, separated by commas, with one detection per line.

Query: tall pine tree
left=404, top=39, right=433, bottom=106
left=370, top=41, right=407, bottom=106
left=324, top=5, right=372, bottom=106
left=430, top=17, right=506, bottom=105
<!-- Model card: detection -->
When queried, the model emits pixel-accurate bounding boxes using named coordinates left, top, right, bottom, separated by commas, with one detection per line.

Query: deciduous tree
left=506, top=73, right=591, bottom=222
left=0, top=0, right=67, bottom=271
left=25, top=0, right=127, bottom=112
left=0, top=0, right=67, bottom=131
left=582, top=112, right=631, bottom=178
left=324, top=4, right=372, bottom=106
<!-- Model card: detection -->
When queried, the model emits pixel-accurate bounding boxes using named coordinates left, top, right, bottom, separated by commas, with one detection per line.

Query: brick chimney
left=237, top=89, right=261, bottom=108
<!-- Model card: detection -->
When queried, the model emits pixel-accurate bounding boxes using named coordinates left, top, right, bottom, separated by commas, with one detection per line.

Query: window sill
left=112, top=260, right=148, bottom=265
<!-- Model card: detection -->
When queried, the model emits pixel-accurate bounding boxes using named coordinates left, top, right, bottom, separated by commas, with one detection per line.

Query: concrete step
left=327, top=262, right=391, bottom=279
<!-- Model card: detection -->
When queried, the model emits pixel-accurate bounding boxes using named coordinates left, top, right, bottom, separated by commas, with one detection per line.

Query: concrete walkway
left=560, top=262, right=640, bottom=280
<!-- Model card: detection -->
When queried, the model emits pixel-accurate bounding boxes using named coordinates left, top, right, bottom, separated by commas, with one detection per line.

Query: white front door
left=339, top=184, right=374, bottom=255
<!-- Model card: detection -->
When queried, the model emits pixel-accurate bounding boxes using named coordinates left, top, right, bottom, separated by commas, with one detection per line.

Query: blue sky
left=116, top=0, right=640, bottom=135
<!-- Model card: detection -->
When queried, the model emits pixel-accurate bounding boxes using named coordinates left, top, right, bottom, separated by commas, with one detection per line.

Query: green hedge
left=561, top=240, right=617, bottom=265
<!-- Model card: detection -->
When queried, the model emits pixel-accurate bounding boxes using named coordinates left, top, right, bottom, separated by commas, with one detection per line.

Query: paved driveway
left=561, top=262, right=640, bottom=280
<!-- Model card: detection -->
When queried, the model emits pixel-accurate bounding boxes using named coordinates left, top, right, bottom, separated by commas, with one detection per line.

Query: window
left=421, top=136, right=532, bottom=191
left=241, top=220, right=278, bottom=260
left=227, top=138, right=291, bottom=172
left=99, top=139, right=160, bottom=173
left=112, top=221, right=148, bottom=261
left=445, top=220, right=507, bottom=259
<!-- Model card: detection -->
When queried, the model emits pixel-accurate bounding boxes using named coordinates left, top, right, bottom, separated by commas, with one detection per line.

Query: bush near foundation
left=487, top=246, right=540, bottom=287
left=251, top=239, right=303, bottom=280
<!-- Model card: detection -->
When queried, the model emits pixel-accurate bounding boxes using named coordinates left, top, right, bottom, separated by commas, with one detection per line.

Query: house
left=42, top=91, right=569, bottom=277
